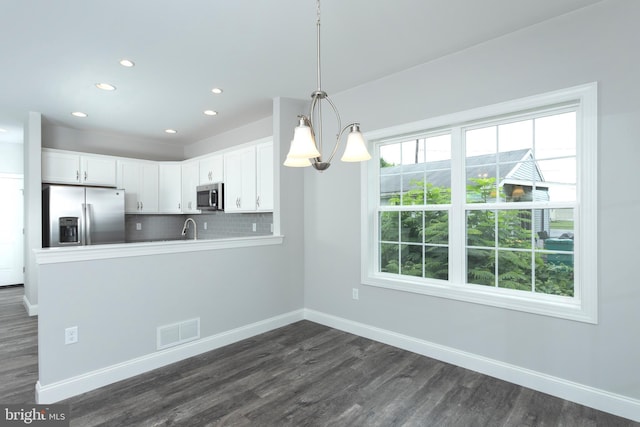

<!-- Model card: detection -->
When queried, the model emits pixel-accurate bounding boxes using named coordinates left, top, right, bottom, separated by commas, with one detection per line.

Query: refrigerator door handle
left=80, top=203, right=86, bottom=245
left=85, top=203, right=92, bottom=245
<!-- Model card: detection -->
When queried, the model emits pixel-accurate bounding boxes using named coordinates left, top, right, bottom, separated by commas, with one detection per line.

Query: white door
left=0, top=176, right=24, bottom=286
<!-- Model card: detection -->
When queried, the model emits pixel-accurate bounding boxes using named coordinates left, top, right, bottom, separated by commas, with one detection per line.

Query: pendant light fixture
left=284, top=0, right=371, bottom=171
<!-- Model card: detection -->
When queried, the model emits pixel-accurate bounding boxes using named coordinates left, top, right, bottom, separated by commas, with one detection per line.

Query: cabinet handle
left=178, top=203, right=181, bottom=210
left=256, top=196, right=260, bottom=208
left=76, top=170, right=80, bottom=182
left=209, top=171, right=212, bottom=181
left=84, top=171, right=88, bottom=181
left=141, top=201, right=144, bottom=210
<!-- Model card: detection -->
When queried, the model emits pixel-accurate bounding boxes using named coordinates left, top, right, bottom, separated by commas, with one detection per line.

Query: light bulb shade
left=283, top=153, right=312, bottom=167
left=287, top=118, right=321, bottom=159
left=341, top=125, right=371, bottom=162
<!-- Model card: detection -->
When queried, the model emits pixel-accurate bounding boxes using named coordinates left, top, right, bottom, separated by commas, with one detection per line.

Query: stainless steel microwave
left=196, top=183, right=224, bottom=211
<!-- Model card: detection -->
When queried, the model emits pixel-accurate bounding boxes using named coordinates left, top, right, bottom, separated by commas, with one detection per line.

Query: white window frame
left=361, top=83, right=598, bottom=323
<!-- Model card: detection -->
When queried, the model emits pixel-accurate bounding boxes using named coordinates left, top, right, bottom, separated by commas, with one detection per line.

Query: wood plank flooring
left=0, top=286, right=637, bottom=426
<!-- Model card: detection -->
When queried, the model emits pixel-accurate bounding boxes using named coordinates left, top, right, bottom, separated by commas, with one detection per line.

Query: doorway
left=0, top=175, right=24, bottom=287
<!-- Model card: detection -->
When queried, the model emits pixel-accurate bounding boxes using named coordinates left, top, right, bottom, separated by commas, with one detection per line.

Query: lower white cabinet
left=158, top=163, right=182, bottom=213
left=117, top=160, right=159, bottom=213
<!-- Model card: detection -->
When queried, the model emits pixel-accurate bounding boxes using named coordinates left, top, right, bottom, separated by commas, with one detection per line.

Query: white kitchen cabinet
left=199, top=154, right=223, bottom=184
left=117, top=160, right=159, bottom=213
left=224, top=147, right=257, bottom=212
left=158, top=163, right=182, bottom=213
left=181, top=161, right=200, bottom=213
left=256, top=141, right=274, bottom=212
left=42, top=149, right=117, bottom=187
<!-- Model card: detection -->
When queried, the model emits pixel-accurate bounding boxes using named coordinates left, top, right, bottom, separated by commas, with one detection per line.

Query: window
left=362, top=83, right=597, bottom=323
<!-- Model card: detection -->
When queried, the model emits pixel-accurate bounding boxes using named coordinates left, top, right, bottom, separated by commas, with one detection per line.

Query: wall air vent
left=156, top=318, right=200, bottom=350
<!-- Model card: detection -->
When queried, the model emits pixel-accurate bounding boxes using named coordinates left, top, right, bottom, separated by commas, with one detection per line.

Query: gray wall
left=184, top=117, right=272, bottom=159
left=42, top=124, right=184, bottom=161
left=303, top=0, right=640, bottom=401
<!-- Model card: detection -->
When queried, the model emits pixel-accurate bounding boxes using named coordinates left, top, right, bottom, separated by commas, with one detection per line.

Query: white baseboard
left=36, top=309, right=305, bottom=404
left=22, top=295, right=37, bottom=316
left=304, top=309, right=640, bottom=423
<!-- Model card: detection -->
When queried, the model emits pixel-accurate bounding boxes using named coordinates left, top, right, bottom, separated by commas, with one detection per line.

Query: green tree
left=380, top=177, right=574, bottom=296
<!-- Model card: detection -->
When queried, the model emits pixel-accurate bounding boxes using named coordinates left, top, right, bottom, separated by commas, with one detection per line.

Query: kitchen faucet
left=181, top=218, right=197, bottom=240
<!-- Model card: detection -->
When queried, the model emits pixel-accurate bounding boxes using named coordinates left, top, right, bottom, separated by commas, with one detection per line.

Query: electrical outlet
left=352, top=288, right=359, bottom=300
left=270, top=223, right=274, bottom=233
left=203, top=222, right=208, bottom=230
left=136, top=223, right=142, bottom=231
left=252, top=223, right=257, bottom=232
left=65, top=326, right=78, bottom=345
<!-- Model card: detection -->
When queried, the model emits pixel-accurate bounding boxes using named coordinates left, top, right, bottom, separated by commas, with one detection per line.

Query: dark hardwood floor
left=0, top=286, right=637, bottom=426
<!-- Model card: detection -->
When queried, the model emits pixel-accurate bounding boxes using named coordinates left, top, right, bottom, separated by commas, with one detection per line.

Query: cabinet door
left=224, top=147, right=256, bottom=212
left=118, top=161, right=143, bottom=213
left=42, top=151, right=80, bottom=184
left=81, top=155, right=117, bottom=187
left=256, top=141, right=274, bottom=211
left=118, top=160, right=158, bottom=213
left=158, top=163, right=182, bottom=213
left=181, top=161, right=200, bottom=213
left=223, top=150, right=243, bottom=213
left=199, top=154, right=223, bottom=184
left=239, top=149, right=257, bottom=211
left=139, top=163, right=159, bottom=213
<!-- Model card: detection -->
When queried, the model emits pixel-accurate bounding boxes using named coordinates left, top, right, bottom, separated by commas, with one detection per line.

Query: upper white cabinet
left=256, top=141, right=274, bottom=212
left=45, top=139, right=274, bottom=216
left=224, top=147, right=257, bottom=213
left=199, top=154, right=223, bottom=184
left=158, top=163, right=182, bottom=213
left=42, top=149, right=117, bottom=187
left=117, top=160, right=159, bottom=213
left=224, top=139, right=273, bottom=213
left=181, top=161, right=200, bottom=214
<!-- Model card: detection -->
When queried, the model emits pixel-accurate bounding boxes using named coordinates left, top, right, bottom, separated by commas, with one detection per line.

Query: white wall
left=304, top=0, right=640, bottom=411
left=23, top=113, right=42, bottom=313
left=42, top=124, right=184, bottom=161
left=0, top=141, right=23, bottom=174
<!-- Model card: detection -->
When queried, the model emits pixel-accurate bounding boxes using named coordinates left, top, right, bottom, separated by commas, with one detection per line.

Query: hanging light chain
left=316, top=0, right=322, bottom=91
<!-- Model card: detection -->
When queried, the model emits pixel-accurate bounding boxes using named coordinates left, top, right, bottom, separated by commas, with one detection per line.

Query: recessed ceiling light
left=165, top=129, right=177, bottom=134
left=203, top=110, right=218, bottom=116
left=119, top=59, right=135, bottom=67
left=211, top=88, right=223, bottom=94
left=71, top=112, right=88, bottom=118
left=96, top=83, right=116, bottom=91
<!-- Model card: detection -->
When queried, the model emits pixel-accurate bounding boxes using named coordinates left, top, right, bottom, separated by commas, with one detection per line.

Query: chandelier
left=284, top=0, right=371, bottom=171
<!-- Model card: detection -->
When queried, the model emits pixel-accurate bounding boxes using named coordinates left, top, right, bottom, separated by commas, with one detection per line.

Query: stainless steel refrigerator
left=42, top=185, right=125, bottom=247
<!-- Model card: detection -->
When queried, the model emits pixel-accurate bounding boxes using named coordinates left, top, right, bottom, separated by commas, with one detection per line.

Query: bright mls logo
left=1, top=405, right=69, bottom=426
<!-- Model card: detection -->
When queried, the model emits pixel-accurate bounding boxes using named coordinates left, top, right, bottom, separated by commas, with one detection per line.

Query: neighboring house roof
left=380, top=149, right=548, bottom=195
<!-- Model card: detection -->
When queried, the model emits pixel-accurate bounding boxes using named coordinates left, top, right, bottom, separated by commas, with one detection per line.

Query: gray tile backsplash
left=125, top=212, right=273, bottom=242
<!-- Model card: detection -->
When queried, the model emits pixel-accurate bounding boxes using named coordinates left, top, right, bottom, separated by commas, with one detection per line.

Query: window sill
left=363, top=273, right=596, bottom=324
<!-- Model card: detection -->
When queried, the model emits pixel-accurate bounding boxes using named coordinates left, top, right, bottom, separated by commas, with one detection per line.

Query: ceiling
left=0, top=0, right=601, bottom=147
